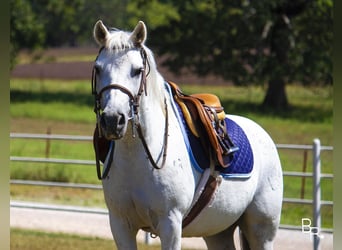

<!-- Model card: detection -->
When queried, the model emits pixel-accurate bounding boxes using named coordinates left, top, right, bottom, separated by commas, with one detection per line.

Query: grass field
left=10, top=78, right=333, bottom=229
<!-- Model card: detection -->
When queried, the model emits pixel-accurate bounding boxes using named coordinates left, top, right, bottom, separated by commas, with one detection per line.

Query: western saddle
left=168, top=81, right=238, bottom=168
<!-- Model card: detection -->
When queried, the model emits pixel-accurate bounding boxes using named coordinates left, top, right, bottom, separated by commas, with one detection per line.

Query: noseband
left=92, top=47, right=169, bottom=179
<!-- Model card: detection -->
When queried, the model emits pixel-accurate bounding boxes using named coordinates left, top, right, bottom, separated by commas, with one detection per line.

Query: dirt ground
left=10, top=203, right=333, bottom=250
left=11, top=47, right=232, bottom=86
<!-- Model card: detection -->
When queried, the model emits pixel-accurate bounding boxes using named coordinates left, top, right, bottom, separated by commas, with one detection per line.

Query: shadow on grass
left=10, top=90, right=93, bottom=107
left=221, top=99, right=331, bottom=123
left=11, top=90, right=332, bottom=123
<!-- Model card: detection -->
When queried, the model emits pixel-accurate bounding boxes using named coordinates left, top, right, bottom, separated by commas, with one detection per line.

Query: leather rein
left=92, top=47, right=169, bottom=179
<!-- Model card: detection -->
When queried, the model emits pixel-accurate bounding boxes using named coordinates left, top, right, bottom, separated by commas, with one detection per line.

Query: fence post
left=45, top=127, right=51, bottom=159
left=312, top=138, right=321, bottom=250
left=300, top=150, right=308, bottom=199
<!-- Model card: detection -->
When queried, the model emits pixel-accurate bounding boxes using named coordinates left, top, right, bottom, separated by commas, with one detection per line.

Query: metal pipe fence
left=10, top=133, right=333, bottom=249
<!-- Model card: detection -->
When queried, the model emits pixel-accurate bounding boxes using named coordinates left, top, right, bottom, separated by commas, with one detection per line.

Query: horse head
left=92, top=20, right=148, bottom=140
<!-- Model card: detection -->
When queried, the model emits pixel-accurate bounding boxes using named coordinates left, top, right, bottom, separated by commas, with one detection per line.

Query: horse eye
left=131, top=67, right=143, bottom=77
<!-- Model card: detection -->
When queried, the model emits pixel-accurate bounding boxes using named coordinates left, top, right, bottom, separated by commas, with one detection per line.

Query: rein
left=92, top=47, right=169, bottom=179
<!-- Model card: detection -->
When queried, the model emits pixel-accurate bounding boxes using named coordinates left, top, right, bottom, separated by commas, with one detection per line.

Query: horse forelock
left=105, top=30, right=135, bottom=53
left=100, top=30, right=164, bottom=105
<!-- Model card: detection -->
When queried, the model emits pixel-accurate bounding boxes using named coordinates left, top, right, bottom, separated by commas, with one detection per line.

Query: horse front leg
left=158, top=211, right=183, bottom=250
left=108, top=213, right=138, bottom=250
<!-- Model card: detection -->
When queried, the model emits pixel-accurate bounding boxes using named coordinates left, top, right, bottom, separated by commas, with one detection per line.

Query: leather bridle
left=92, top=47, right=169, bottom=179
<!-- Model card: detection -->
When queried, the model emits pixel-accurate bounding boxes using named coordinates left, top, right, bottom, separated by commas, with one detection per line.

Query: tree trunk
left=262, top=78, right=289, bottom=110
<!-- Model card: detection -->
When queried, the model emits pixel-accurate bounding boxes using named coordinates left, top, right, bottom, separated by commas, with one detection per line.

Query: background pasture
left=10, top=48, right=333, bottom=248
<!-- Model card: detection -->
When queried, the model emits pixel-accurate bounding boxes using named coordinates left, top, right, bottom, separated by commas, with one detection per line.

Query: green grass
left=11, top=228, right=185, bottom=250
left=10, top=79, right=95, bottom=123
left=10, top=78, right=333, bottom=229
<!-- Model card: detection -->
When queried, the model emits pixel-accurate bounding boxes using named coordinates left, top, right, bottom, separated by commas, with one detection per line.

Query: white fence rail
left=10, top=133, right=333, bottom=249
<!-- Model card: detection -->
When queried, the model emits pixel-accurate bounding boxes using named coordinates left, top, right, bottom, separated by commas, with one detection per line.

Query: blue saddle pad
left=170, top=94, right=254, bottom=178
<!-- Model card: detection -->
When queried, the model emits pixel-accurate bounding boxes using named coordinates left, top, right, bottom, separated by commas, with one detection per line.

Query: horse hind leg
left=238, top=154, right=283, bottom=249
left=203, top=223, right=238, bottom=250
left=237, top=204, right=280, bottom=250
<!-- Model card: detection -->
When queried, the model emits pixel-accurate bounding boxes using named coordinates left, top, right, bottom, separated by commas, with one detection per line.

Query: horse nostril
left=117, top=113, right=126, bottom=126
left=101, top=111, right=127, bottom=138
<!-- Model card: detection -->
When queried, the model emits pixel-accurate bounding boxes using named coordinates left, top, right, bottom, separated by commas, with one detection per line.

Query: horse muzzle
left=100, top=111, right=128, bottom=140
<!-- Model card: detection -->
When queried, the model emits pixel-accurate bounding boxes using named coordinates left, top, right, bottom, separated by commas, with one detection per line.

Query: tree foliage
left=31, top=0, right=131, bottom=46
left=10, top=0, right=129, bottom=65
left=128, top=0, right=333, bottom=109
left=11, top=0, right=332, bottom=109
left=140, top=0, right=332, bottom=84
left=10, top=0, right=45, bottom=68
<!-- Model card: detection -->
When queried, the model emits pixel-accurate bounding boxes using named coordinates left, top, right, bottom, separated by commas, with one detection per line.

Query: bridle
left=92, top=47, right=148, bottom=137
left=92, top=46, right=169, bottom=179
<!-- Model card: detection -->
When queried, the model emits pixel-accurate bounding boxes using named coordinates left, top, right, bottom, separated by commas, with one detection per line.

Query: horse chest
left=103, top=163, right=194, bottom=210
left=102, top=172, right=193, bottom=233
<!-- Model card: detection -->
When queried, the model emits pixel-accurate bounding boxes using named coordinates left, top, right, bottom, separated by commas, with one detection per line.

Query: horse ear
left=130, top=21, right=147, bottom=46
left=94, top=20, right=109, bottom=46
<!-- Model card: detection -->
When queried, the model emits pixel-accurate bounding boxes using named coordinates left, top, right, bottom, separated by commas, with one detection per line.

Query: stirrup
left=219, top=131, right=239, bottom=156
left=227, top=146, right=239, bottom=155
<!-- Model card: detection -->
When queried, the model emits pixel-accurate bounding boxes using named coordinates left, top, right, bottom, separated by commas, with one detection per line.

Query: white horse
left=92, top=20, right=283, bottom=250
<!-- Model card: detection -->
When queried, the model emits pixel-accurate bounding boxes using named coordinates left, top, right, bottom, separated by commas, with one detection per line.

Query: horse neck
left=139, top=70, right=167, bottom=140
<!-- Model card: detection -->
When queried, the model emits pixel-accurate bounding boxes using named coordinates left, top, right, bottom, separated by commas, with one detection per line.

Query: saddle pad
left=165, top=83, right=254, bottom=178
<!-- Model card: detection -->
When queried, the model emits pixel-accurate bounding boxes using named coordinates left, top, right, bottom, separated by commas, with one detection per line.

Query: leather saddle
left=168, top=81, right=238, bottom=168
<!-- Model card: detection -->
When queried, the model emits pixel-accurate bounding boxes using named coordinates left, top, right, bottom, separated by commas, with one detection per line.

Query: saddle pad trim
left=166, top=83, right=206, bottom=171
left=165, top=82, right=253, bottom=179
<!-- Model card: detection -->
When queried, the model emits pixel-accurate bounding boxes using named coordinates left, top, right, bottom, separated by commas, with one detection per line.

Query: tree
left=29, top=0, right=130, bottom=46
left=128, top=0, right=333, bottom=110
left=10, top=0, right=131, bottom=68
left=10, top=0, right=45, bottom=69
